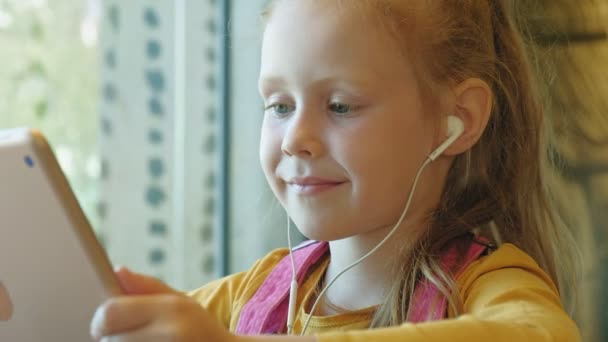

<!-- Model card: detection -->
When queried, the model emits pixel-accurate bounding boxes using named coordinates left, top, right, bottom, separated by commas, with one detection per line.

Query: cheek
left=348, top=135, right=415, bottom=194
left=340, top=114, right=431, bottom=209
left=341, top=114, right=428, bottom=170
left=259, top=122, right=282, bottom=183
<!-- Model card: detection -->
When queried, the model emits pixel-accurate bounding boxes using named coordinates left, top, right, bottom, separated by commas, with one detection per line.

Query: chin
left=292, top=218, right=355, bottom=242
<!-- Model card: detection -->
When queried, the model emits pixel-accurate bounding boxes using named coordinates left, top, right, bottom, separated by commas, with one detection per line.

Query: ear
left=442, top=78, right=493, bottom=156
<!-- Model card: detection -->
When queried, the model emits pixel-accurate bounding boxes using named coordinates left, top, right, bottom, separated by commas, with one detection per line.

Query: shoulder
left=456, top=243, right=562, bottom=313
left=459, top=243, right=556, bottom=288
left=448, top=243, right=581, bottom=340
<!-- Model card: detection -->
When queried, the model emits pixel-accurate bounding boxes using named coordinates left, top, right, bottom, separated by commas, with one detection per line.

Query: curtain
left=97, top=0, right=222, bottom=290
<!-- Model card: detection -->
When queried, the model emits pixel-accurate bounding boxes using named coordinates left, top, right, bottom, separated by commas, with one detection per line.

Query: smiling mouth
left=286, top=179, right=347, bottom=195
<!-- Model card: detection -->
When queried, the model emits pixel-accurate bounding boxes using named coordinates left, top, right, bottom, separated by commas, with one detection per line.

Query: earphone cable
left=299, top=156, right=432, bottom=335
left=286, top=213, right=298, bottom=334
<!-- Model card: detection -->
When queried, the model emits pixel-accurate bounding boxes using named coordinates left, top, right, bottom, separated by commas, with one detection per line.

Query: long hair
left=261, top=0, right=579, bottom=327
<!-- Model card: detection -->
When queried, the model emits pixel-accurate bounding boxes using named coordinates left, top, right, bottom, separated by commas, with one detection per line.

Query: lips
left=286, top=177, right=346, bottom=195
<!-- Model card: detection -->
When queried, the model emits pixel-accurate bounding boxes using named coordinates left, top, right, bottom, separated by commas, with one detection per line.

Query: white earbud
left=428, top=115, right=464, bottom=161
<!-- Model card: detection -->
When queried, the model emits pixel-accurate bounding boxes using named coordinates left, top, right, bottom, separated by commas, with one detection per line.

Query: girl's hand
left=90, top=266, right=236, bottom=342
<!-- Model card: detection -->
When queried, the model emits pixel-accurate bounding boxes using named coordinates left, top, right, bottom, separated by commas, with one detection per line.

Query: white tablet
left=0, top=128, right=122, bottom=341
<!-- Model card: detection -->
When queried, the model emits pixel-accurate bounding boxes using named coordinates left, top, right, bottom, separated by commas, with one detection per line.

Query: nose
left=281, top=109, right=324, bottom=159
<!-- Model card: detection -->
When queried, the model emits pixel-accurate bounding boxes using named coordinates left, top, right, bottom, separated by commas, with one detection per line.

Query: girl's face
left=259, top=1, right=443, bottom=241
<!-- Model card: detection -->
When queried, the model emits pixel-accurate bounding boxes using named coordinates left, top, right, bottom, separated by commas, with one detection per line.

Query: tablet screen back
left=0, top=128, right=121, bottom=341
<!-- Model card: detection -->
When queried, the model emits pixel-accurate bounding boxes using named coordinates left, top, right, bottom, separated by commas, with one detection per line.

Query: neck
left=319, top=218, right=426, bottom=314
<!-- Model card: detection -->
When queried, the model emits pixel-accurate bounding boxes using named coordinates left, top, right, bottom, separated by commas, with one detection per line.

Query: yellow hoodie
left=189, top=243, right=581, bottom=341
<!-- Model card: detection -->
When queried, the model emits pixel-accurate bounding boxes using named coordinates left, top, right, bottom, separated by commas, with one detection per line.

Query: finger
left=99, top=323, right=170, bottom=342
left=114, top=267, right=176, bottom=295
left=90, top=295, right=178, bottom=340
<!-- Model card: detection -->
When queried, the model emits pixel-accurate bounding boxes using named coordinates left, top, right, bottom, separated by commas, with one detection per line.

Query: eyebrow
left=257, top=76, right=288, bottom=94
left=258, top=75, right=371, bottom=95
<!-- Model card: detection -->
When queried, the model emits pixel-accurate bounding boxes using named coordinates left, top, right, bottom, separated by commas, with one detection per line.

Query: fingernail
left=90, top=306, right=104, bottom=340
left=113, top=265, right=126, bottom=273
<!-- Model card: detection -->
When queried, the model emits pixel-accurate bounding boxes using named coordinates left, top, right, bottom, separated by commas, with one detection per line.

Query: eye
left=329, top=102, right=352, bottom=115
left=265, top=103, right=294, bottom=117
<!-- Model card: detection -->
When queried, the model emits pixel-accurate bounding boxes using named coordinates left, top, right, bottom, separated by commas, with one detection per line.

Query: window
left=0, top=0, right=101, bottom=227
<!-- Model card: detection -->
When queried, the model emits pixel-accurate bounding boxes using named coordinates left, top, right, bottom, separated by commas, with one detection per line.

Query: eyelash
left=264, top=101, right=354, bottom=118
left=264, top=103, right=294, bottom=118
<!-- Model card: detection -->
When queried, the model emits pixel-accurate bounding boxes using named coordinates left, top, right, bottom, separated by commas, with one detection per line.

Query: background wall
left=522, top=1, right=608, bottom=340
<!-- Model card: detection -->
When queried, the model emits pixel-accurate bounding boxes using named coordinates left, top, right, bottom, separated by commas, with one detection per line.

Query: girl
left=90, top=0, right=582, bottom=341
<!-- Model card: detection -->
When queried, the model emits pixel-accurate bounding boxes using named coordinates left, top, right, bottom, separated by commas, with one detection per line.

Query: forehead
left=259, top=0, right=413, bottom=87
